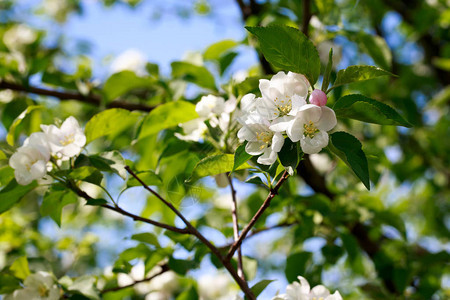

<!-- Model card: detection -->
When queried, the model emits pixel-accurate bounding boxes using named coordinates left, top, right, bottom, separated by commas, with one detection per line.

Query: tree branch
left=226, top=171, right=290, bottom=261
left=227, top=174, right=245, bottom=281
left=101, top=264, right=170, bottom=294
left=0, top=80, right=155, bottom=112
left=302, top=0, right=312, bottom=37
left=124, top=166, right=256, bottom=299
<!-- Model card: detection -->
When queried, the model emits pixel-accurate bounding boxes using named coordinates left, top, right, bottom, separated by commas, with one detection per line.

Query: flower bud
left=310, top=89, right=327, bottom=106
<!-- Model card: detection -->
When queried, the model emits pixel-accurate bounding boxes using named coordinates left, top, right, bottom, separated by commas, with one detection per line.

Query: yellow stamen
left=303, top=121, right=319, bottom=138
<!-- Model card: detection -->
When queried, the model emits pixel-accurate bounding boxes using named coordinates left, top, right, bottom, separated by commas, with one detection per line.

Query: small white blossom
left=9, top=142, right=50, bottom=185
left=272, top=276, right=342, bottom=300
left=3, top=24, right=37, bottom=51
left=287, top=104, right=337, bottom=154
left=110, top=49, right=148, bottom=76
left=4, top=271, right=60, bottom=300
left=198, top=273, right=238, bottom=300
left=195, top=95, right=226, bottom=119
left=0, top=89, right=14, bottom=103
left=41, top=116, right=86, bottom=158
left=238, top=118, right=284, bottom=165
left=175, top=118, right=208, bottom=142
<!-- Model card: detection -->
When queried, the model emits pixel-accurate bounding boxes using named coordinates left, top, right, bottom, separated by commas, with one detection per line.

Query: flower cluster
left=4, top=271, right=60, bottom=300
left=272, top=276, right=342, bottom=300
left=9, top=116, right=86, bottom=185
left=238, top=71, right=337, bottom=165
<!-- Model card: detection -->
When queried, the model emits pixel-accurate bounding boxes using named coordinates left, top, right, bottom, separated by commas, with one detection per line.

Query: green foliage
left=278, top=138, right=301, bottom=175
left=6, top=105, right=41, bottom=146
left=171, top=61, right=216, bottom=90
left=285, top=252, right=312, bottom=282
left=232, top=143, right=252, bottom=172
left=246, top=25, right=321, bottom=84
left=331, top=65, right=394, bottom=90
left=189, top=154, right=252, bottom=181
left=103, top=71, right=151, bottom=102
left=9, top=256, right=30, bottom=280
left=40, top=187, right=78, bottom=227
left=334, top=94, right=411, bottom=127
left=0, top=179, right=37, bottom=214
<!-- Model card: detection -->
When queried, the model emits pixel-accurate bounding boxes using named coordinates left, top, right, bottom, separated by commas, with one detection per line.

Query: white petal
left=289, top=94, right=307, bottom=116
left=271, top=132, right=285, bottom=153
left=300, top=131, right=329, bottom=154
left=237, top=126, right=257, bottom=142
left=326, top=291, right=343, bottom=300
left=14, top=169, right=32, bottom=185
left=316, top=106, right=337, bottom=132
left=287, top=72, right=310, bottom=97
left=61, top=144, right=81, bottom=157
left=286, top=118, right=303, bottom=142
left=245, top=141, right=266, bottom=155
left=240, top=93, right=256, bottom=112
left=269, top=116, right=295, bottom=132
left=310, top=285, right=330, bottom=297
left=29, top=160, right=47, bottom=180
left=257, top=148, right=277, bottom=165
left=60, top=116, right=81, bottom=133
left=297, top=276, right=311, bottom=294
left=297, top=104, right=322, bottom=123
left=256, top=97, right=278, bottom=120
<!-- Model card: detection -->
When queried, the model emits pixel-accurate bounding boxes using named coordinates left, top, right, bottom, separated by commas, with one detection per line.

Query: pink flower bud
left=310, top=89, right=327, bottom=106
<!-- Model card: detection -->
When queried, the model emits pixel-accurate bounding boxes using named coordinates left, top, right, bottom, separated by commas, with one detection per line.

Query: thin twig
left=101, top=264, right=170, bottom=294
left=226, top=171, right=290, bottom=261
left=227, top=174, right=245, bottom=281
left=302, top=0, right=312, bottom=37
left=0, top=80, right=155, bottom=112
left=124, top=166, right=256, bottom=299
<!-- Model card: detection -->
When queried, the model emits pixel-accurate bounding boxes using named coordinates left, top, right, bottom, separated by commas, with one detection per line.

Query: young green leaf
left=334, top=94, right=412, bottom=127
left=203, top=39, right=238, bottom=60
left=232, top=143, right=252, bottom=172
left=103, top=71, right=151, bottom=102
left=0, top=179, right=37, bottom=214
left=330, top=65, right=394, bottom=91
left=85, top=108, right=142, bottom=144
left=69, top=166, right=103, bottom=185
left=40, top=189, right=77, bottom=227
left=285, top=252, right=312, bottom=282
left=329, top=131, right=370, bottom=190
left=278, top=138, right=300, bottom=175
left=246, top=25, right=320, bottom=85
left=131, top=232, right=160, bottom=247
left=89, top=150, right=127, bottom=180
left=321, top=48, right=333, bottom=92
left=6, top=105, right=41, bottom=146
left=171, top=61, right=216, bottom=90
left=248, top=280, right=275, bottom=299
left=139, top=101, right=198, bottom=140
left=189, top=154, right=252, bottom=181
left=9, top=256, right=30, bottom=280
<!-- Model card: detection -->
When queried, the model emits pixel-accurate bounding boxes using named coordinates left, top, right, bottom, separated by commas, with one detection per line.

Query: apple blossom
left=110, top=49, right=148, bottom=76
left=41, top=116, right=86, bottom=158
left=4, top=271, right=60, bottom=300
left=3, top=24, right=37, bottom=51
left=287, top=104, right=337, bottom=154
left=309, top=89, right=327, bottom=107
left=237, top=119, right=284, bottom=165
left=175, top=118, right=208, bottom=142
left=9, top=144, right=50, bottom=186
left=195, top=95, right=226, bottom=119
left=272, top=276, right=342, bottom=300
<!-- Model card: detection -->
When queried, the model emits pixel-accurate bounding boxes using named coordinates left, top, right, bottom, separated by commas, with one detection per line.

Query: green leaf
left=69, top=166, right=103, bottom=185
left=176, top=286, right=199, bottom=300
left=189, top=154, right=252, bottom=181
left=321, top=48, right=333, bottom=92
left=249, top=280, right=275, bottom=298
left=103, top=71, right=151, bottom=102
left=219, top=51, right=238, bottom=75
left=10, top=256, right=30, bottom=280
left=0, top=179, right=37, bottom=214
left=204, top=39, right=238, bottom=60
left=40, top=189, right=77, bottom=227
left=358, top=33, right=392, bottom=71
left=331, top=65, right=394, bottom=90
left=139, top=101, right=198, bottom=139
left=168, top=257, right=198, bottom=275
left=0, top=150, right=6, bottom=161
left=6, top=105, right=41, bottom=146
left=0, top=166, right=14, bottom=186
left=334, top=94, right=412, bottom=127
left=285, top=252, right=312, bottom=282
left=85, top=108, right=142, bottom=143
left=329, top=132, right=370, bottom=190
left=89, top=151, right=127, bottom=180
left=85, top=198, right=108, bottom=206
left=246, top=25, right=320, bottom=84
left=171, top=61, right=216, bottom=90
left=127, top=170, right=162, bottom=187
left=131, top=233, right=160, bottom=247
left=278, top=138, right=300, bottom=175
left=0, top=274, right=21, bottom=293
left=232, top=143, right=252, bottom=172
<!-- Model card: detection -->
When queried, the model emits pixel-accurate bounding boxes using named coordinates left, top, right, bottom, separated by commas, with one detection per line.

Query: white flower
left=256, top=71, right=309, bottom=133
left=237, top=119, right=284, bottom=165
left=175, top=118, right=208, bottom=142
left=0, top=89, right=14, bottom=103
left=4, top=271, right=60, bottom=300
left=198, top=273, right=238, bottom=300
left=147, top=271, right=179, bottom=294
left=195, top=95, right=226, bottom=119
left=287, top=104, right=337, bottom=154
left=41, top=116, right=86, bottom=158
left=9, top=142, right=50, bottom=185
left=272, top=276, right=342, bottom=300
left=110, top=49, right=148, bottom=76
left=3, top=24, right=37, bottom=51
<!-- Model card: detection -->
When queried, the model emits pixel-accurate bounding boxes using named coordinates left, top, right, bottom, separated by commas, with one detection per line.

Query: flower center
left=311, top=298, right=324, bottom=300
left=255, top=131, right=273, bottom=149
left=303, top=121, right=319, bottom=138
left=38, top=284, right=49, bottom=297
left=60, top=133, right=75, bottom=146
left=274, top=96, right=292, bottom=116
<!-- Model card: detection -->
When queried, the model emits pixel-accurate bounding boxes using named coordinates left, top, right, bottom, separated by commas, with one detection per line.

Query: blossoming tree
left=0, top=0, right=449, bottom=299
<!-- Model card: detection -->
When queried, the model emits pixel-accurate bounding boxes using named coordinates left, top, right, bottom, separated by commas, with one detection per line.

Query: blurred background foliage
left=0, top=0, right=449, bottom=299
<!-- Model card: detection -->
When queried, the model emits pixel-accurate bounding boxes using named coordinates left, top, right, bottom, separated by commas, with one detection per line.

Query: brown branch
left=0, top=80, right=155, bottom=112
left=226, top=171, right=290, bottom=261
left=302, top=0, right=312, bottom=37
left=124, top=166, right=256, bottom=299
left=227, top=174, right=245, bottom=281
left=101, top=264, right=170, bottom=294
